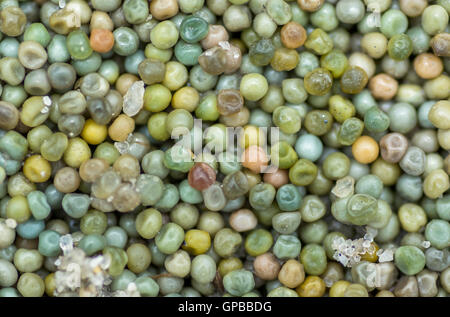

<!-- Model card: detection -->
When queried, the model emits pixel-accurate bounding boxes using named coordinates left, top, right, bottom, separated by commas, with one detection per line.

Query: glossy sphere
left=150, top=0, right=179, bottom=20
left=188, top=163, right=216, bottom=191
left=414, top=53, right=444, bottom=79
left=369, top=74, right=398, bottom=101
left=66, top=30, right=93, bottom=60
left=428, top=101, right=450, bottom=130
left=273, top=106, right=301, bottom=134
left=352, top=136, right=379, bottom=164
left=90, top=29, right=115, bottom=53
left=81, top=119, right=107, bottom=145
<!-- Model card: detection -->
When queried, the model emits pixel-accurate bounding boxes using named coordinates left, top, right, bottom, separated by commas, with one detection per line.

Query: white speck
left=378, top=249, right=394, bottom=263
left=218, top=41, right=231, bottom=50
left=59, top=0, right=66, bottom=8
left=114, top=141, right=130, bottom=154
left=43, top=96, right=52, bottom=106
left=421, top=240, right=431, bottom=249
left=60, top=234, right=74, bottom=255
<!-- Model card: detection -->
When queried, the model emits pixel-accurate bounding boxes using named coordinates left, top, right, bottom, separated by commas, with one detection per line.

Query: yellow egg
left=182, top=229, right=211, bottom=255
left=23, top=155, right=52, bottom=183
left=45, top=273, right=56, bottom=297
left=81, top=119, right=108, bottom=145
left=172, top=86, right=200, bottom=112
left=63, top=137, right=91, bottom=168
left=239, top=125, right=266, bottom=149
left=296, top=276, right=326, bottom=297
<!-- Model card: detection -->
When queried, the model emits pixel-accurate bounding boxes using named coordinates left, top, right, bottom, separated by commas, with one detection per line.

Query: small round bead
left=414, top=53, right=444, bottom=79
left=17, top=273, right=45, bottom=297
left=304, top=68, right=333, bottom=96
left=398, top=204, right=428, bottom=233
left=240, top=73, right=268, bottom=101
left=352, top=136, right=379, bottom=164
left=150, top=0, right=179, bottom=20
left=90, top=29, right=114, bottom=53
left=188, top=163, right=216, bottom=191
left=280, top=22, right=307, bottom=49
left=361, top=32, right=388, bottom=59
left=54, top=167, right=80, bottom=193
left=379, top=133, right=409, bottom=163
left=340, top=66, right=368, bottom=94
left=296, top=276, right=326, bottom=297
left=229, top=209, right=258, bottom=232
left=395, top=246, right=426, bottom=275
left=253, top=253, right=281, bottom=280
left=423, top=169, right=450, bottom=199
left=263, top=168, right=289, bottom=189
left=241, top=145, right=269, bottom=173
left=428, top=101, right=450, bottom=130
left=399, top=0, right=427, bottom=17
left=298, top=0, right=325, bottom=13
left=336, top=0, right=365, bottom=24
left=23, top=155, right=51, bottom=183
left=369, top=74, right=398, bottom=101
left=278, top=259, right=305, bottom=288
left=421, top=5, right=449, bottom=35
left=108, top=114, right=135, bottom=142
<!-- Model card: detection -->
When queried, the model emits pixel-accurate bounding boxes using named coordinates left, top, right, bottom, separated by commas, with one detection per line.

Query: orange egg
left=352, top=136, right=379, bottom=164
left=242, top=145, right=269, bottom=173
left=90, top=28, right=115, bottom=53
